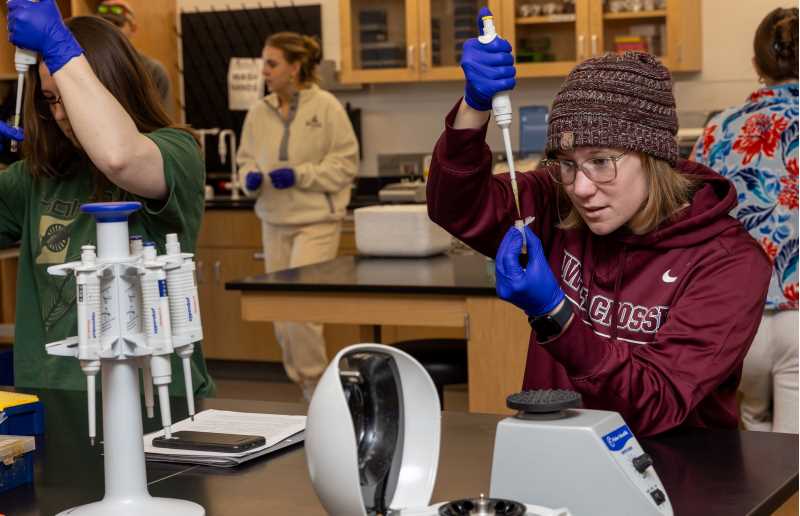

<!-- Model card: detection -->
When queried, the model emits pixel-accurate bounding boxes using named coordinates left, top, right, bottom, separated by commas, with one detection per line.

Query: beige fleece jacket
left=236, top=84, right=359, bottom=225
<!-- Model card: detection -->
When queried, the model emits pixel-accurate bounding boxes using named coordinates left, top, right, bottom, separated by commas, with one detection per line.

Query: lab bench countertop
left=0, top=389, right=796, bottom=516
left=225, top=252, right=496, bottom=295
left=204, top=194, right=384, bottom=211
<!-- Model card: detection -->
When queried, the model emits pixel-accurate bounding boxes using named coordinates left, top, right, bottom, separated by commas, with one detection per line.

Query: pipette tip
left=190, top=415, right=195, bottom=422
left=90, top=437, right=95, bottom=447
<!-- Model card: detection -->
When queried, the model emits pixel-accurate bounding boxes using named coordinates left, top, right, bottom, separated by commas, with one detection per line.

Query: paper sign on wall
left=228, top=58, right=265, bottom=111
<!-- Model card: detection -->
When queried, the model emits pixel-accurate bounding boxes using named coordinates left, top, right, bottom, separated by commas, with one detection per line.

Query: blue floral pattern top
left=693, top=83, right=798, bottom=310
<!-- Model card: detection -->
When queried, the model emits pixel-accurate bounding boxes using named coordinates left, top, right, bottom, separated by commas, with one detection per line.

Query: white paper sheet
left=143, top=409, right=306, bottom=459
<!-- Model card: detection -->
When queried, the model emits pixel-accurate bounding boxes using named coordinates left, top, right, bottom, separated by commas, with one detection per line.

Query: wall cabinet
left=499, top=0, right=700, bottom=78
left=340, top=0, right=699, bottom=84
left=0, top=1, right=179, bottom=115
left=340, top=0, right=502, bottom=84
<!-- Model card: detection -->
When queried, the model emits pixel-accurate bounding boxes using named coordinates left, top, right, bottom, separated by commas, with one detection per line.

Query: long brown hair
left=265, top=31, right=322, bottom=86
left=754, top=7, right=798, bottom=82
left=22, top=16, right=197, bottom=178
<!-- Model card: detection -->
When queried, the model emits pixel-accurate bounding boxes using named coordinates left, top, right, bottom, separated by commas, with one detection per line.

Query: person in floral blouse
left=693, top=6, right=798, bottom=433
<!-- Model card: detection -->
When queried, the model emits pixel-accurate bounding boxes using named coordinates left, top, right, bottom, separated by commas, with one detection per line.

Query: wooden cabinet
left=499, top=0, right=700, bottom=78
left=340, top=0, right=503, bottom=83
left=340, top=0, right=700, bottom=84
left=197, top=210, right=464, bottom=362
left=0, top=1, right=179, bottom=115
left=196, top=210, right=367, bottom=362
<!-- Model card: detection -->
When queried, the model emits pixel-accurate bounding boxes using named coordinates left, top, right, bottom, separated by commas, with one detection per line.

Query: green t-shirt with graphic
left=0, top=127, right=215, bottom=396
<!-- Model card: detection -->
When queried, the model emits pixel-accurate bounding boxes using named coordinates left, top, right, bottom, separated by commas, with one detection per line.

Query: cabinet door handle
left=407, top=44, right=416, bottom=71
left=578, top=34, right=585, bottom=60
left=420, top=42, right=428, bottom=72
left=197, top=260, right=204, bottom=285
left=213, top=260, right=221, bottom=284
left=253, top=252, right=265, bottom=261
left=591, top=34, right=598, bottom=56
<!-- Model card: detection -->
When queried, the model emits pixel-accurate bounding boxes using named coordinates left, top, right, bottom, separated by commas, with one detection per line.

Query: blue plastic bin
left=0, top=393, right=44, bottom=437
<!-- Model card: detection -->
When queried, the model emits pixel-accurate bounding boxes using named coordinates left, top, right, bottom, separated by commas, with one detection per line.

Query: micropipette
left=10, top=48, right=35, bottom=153
left=7, top=0, right=38, bottom=152
left=479, top=13, right=527, bottom=250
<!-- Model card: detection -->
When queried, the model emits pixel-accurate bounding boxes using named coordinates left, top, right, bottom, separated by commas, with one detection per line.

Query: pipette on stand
left=162, top=234, right=203, bottom=422
left=479, top=13, right=527, bottom=253
left=10, top=47, right=36, bottom=152
left=141, top=241, right=174, bottom=439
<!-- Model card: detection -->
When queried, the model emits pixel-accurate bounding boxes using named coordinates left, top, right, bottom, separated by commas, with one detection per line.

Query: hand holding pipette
left=461, top=7, right=526, bottom=251
left=0, top=122, right=24, bottom=151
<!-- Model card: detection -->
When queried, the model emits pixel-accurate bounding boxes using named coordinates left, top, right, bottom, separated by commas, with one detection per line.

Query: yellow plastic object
left=0, top=392, right=39, bottom=411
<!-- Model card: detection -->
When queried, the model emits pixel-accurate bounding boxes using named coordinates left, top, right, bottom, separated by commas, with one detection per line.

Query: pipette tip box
left=0, top=435, right=35, bottom=493
left=0, top=392, right=44, bottom=436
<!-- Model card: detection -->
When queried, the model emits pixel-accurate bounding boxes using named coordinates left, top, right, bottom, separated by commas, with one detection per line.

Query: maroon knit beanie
left=546, top=52, right=679, bottom=166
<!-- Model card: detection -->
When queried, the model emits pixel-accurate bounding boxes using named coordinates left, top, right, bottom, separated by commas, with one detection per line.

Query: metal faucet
left=195, top=128, right=220, bottom=159
left=218, top=129, right=239, bottom=200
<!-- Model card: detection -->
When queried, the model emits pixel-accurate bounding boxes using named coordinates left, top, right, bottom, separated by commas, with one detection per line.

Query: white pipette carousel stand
left=45, top=201, right=204, bottom=516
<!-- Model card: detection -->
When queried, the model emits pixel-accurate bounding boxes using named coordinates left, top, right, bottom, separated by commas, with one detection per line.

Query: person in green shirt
left=0, top=5, right=214, bottom=396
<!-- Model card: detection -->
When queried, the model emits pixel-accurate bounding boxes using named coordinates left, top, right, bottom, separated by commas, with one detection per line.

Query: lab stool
left=392, top=339, right=467, bottom=409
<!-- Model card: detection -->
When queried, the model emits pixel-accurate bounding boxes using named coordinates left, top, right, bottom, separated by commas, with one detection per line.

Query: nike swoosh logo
left=662, top=269, right=678, bottom=283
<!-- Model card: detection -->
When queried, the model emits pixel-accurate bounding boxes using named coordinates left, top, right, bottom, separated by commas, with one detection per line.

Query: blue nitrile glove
left=244, top=171, right=263, bottom=191
left=7, top=0, right=84, bottom=74
left=495, top=226, right=564, bottom=317
left=460, top=6, right=516, bottom=111
left=268, top=167, right=295, bottom=189
left=0, top=121, right=24, bottom=150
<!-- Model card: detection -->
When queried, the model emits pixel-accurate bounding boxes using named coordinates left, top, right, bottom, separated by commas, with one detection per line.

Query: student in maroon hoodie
left=427, top=11, right=772, bottom=437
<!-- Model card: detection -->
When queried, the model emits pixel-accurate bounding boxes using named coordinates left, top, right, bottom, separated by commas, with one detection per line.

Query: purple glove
left=0, top=121, right=24, bottom=150
left=495, top=226, right=564, bottom=317
left=244, top=171, right=263, bottom=191
left=268, top=167, right=295, bottom=189
left=461, top=7, right=516, bottom=111
left=8, top=0, right=84, bottom=74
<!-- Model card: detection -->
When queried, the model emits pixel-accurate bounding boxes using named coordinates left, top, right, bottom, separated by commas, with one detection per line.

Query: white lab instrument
left=354, top=205, right=452, bottom=257
left=45, top=201, right=204, bottom=516
left=479, top=13, right=528, bottom=248
left=305, top=343, right=570, bottom=516
left=377, top=180, right=427, bottom=204
left=8, top=0, right=37, bottom=153
left=490, top=391, right=673, bottom=516
left=160, top=233, right=203, bottom=420
left=140, top=241, right=175, bottom=438
left=130, top=235, right=156, bottom=420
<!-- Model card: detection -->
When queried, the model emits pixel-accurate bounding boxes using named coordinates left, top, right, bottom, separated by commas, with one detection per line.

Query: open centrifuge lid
left=305, top=344, right=441, bottom=516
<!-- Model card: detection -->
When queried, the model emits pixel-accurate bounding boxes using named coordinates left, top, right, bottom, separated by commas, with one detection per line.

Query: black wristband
left=528, top=301, right=573, bottom=342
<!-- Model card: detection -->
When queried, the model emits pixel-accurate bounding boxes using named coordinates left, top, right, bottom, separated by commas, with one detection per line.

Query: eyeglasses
left=547, top=151, right=628, bottom=186
left=37, top=94, right=63, bottom=120
left=97, top=5, right=126, bottom=16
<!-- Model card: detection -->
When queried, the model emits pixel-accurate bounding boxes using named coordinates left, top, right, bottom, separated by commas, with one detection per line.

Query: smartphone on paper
left=152, top=431, right=265, bottom=453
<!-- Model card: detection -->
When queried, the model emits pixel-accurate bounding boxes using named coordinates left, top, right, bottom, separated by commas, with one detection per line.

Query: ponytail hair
left=754, top=7, right=798, bottom=82
left=265, top=31, right=322, bottom=85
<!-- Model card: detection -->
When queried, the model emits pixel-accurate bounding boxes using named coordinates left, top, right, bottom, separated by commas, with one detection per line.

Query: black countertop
left=204, top=194, right=385, bottom=211
left=226, top=253, right=497, bottom=295
left=1, top=389, right=796, bottom=516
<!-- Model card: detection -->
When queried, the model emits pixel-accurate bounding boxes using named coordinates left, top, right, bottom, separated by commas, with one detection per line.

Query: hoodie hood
left=616, top=159, right=740, bottom=249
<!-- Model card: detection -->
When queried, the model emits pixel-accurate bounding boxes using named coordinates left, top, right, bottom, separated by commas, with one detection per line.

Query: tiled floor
left=207, top=359, right=469, bottom=411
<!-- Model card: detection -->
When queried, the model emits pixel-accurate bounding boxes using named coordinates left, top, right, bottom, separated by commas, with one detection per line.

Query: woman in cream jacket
left=237, top=32, right=359, bottom=400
